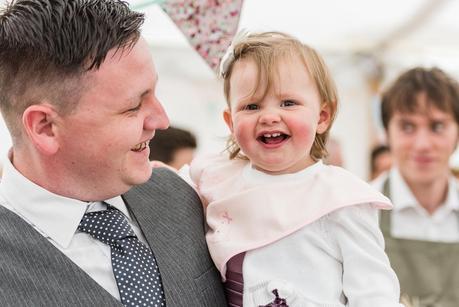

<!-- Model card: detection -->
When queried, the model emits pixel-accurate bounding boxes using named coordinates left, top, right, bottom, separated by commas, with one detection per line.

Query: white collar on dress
left=242, top=160, right=324, bottom=185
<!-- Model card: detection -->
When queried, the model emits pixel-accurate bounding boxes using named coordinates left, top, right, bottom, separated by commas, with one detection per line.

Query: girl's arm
left=329, top=204, right=404, bottom=307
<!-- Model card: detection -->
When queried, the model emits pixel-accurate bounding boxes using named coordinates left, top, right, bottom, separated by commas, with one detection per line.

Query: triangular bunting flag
left=160, top=0, right=243, bottom=72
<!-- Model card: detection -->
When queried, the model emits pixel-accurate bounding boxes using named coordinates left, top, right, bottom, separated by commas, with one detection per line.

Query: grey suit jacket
left=0, top=168, right=227, bottom=306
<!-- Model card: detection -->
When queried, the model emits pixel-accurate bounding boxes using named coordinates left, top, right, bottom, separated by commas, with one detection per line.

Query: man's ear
left=22, top=103, right=60, bottom=155
left=317, top=102, right=333, bottom=134
left=223, top=108, right=234, bottom=133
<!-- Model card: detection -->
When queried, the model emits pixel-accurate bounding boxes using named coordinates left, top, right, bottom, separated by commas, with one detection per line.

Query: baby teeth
left=263, top=133, right=281, bottom=138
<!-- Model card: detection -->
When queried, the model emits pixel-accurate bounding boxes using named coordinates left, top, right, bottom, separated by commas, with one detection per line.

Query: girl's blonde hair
left=221, top=31, right=338, bottom=160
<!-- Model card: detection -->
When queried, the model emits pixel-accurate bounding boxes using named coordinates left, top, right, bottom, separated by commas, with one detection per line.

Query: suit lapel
left=123, top=168, right=207, bottom=306
left=123, top=183, right=183, bottom=305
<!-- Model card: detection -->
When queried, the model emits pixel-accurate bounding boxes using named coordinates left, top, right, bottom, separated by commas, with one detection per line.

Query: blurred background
left=1, top=0, right=458, bottom=179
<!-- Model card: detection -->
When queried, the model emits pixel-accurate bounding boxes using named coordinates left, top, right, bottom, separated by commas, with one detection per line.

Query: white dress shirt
left=372, top=167, right=459, bottom=242
left=0, top=152, right=150, bottom=301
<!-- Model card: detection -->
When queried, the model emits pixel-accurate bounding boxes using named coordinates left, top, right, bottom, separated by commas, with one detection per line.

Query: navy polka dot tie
left=78, top=206, right=166, bottom=307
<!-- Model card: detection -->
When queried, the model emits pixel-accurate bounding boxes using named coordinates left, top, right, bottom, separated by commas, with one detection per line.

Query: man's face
left=387, top=94, right=458, bottom=185
left=56, top=38, right=169, bottom=199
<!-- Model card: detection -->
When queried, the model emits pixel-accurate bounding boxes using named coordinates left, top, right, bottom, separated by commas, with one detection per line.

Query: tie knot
left=78, top=206, right=135, bottom=245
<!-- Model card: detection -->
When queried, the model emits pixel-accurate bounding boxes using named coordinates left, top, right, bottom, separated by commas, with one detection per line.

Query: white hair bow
left=219, top=28, right=250, bottom=78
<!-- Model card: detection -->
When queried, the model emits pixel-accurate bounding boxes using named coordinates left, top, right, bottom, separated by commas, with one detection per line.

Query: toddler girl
left=190, top=31, right=402, bottom=307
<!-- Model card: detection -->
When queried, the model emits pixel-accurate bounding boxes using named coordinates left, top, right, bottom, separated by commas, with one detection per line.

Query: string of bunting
left=133, top=0, right=243, bottom=72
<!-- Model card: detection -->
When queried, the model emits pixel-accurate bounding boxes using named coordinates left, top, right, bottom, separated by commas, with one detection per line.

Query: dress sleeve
left=328, top=204, right=404, bottom=307
left=188, top=155, right=213, bottom=209
left=189, top=156, right=205, bottom=187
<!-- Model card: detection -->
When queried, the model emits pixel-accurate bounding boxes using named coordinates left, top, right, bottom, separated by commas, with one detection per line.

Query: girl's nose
left=259, top=110, right=281, bottom=125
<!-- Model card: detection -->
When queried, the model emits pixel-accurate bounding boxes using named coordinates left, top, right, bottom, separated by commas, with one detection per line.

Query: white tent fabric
left=137, top=0, right=459, bottom=73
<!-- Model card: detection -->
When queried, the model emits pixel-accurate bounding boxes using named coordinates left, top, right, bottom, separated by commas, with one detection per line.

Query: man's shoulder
left=133, top=167, right=195, bottom=195
left=124, top=167, right=202, bottom=213
left=0, top=203, right=23, bottom=227
left=151, top=167, right=190, bottom=186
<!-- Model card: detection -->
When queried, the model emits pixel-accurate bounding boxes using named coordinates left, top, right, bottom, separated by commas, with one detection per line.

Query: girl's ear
left=317, top=102, right=332, bottom=134
left=223, top=108, right=234, bottom=133
left=22, top=103, right=60, bottom=155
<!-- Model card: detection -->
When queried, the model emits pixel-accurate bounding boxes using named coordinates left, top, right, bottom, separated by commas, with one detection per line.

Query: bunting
left=159, top=0, right=243, bottom=71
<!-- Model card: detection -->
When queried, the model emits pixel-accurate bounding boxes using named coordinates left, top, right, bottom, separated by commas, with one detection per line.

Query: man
left=0, top=1, right=225, bottom=306
left=148, top=126, right=197, bottom=170
left=323, top=137, right=344, bottom=167
left=369, top=144, right=392, bottom=180
left=372, top=67, right=459, bottom=307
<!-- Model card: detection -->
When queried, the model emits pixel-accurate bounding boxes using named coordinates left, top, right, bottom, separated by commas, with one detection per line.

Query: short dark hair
left=0, top=0, right=144, bottom=138
left=370, top=144, right=390, bottom=175
left=148, top=127, right=197, bottom=164
left=381, top=67, right=459, bottom=130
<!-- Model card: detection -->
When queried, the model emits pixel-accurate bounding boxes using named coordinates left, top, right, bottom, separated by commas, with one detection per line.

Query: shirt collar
left=444, top=178, right=459, bottom=211
left=105, top=196, right=133, bottom=222
left=389, top=167, right=459, bottom=212
left=0, top=152, right=128, bottom=249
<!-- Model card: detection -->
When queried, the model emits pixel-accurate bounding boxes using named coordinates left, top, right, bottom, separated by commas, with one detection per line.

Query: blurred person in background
left=323, top=137, right=344, bottom=167
left=372, top=67, right=459, bottom=307
left=370, top=144, right=392, bottom=180
left=149, top=126, right=197, bottom=170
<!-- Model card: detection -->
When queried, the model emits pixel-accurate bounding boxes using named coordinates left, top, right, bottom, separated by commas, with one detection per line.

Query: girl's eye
left=281, top=100, right=296, bottom=107
left=244, top=104, right=259, bottom=110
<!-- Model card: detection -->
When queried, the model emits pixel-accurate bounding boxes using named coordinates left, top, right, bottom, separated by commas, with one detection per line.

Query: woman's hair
left=220, top=31, right=338, bottom=161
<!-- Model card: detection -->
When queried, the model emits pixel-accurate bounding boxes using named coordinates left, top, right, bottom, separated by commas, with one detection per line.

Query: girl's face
left=224, top=57, right=331, bottom=175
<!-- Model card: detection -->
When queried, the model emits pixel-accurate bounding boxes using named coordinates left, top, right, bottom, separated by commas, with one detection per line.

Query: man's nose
left=144, top=97, right=169, bottom=131
left=413, top=129, right=432, bottom=150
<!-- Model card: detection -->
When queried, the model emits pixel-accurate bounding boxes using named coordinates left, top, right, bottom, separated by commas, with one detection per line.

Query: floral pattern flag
left=160, top=0, right=243, bottom=71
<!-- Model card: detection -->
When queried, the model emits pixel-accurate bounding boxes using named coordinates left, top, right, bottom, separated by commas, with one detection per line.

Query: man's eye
left=128, top=104, right=141, bottom=112
left=280, top=100, right=296, bottom=107
left=244, top=104, right=258, bottom=110
left=400, top=122, right=415, bottom=133
left=431, top=122, right=445, bottom=133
